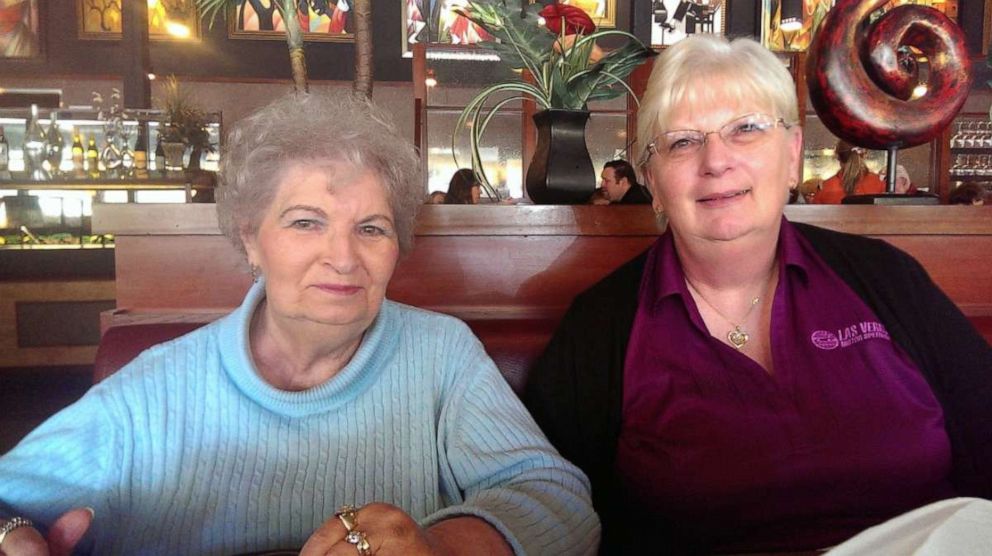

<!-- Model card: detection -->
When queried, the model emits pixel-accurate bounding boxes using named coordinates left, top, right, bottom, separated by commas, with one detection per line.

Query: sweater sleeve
left=0, top=383, right=121, bottom=539
left=424, top=331, right=600, bottom=556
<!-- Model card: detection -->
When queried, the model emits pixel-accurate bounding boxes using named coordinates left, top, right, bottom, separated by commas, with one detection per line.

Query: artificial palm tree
left=195, top=0, right=309, bottom=92
left=352, top=0, right=373, bottom=98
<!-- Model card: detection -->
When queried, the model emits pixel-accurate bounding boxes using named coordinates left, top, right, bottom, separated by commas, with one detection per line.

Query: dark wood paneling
left=0, top=248, right=115, bottom=282
left=101, top=206, right=992, bottom=336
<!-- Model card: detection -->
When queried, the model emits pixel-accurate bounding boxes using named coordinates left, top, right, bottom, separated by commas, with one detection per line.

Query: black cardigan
left=523, top=222, right=992, bottom=554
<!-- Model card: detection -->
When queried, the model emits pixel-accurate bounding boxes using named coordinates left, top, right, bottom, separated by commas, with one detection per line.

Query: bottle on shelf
left=23, top=104, right=49, bottom=181
left=86, top=133, right=100, bottom=178
left=133, top=122, right=148, bottom=176
left=154, top=128, right=165, bottom=171
left=71, top=127, right=85, bottom=177
left=0, top=126, right=9, bottom=173
left=45, top=110, right=65, bottom=176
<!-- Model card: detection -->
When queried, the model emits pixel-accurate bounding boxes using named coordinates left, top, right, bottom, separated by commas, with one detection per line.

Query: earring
left=654, top=206, right=668, bottom=229
left=249, top=264, right=260, bottom=283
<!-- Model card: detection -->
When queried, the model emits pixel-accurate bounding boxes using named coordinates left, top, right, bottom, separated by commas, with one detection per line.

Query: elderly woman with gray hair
left=0, top=92, right=598, bottom=556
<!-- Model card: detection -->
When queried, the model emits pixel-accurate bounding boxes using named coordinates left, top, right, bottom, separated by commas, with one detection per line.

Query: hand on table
left=0, top=508, right=92, bottom=556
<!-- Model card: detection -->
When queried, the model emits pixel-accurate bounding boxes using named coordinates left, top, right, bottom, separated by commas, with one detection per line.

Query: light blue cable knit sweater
left=0, top=282, right=599, bottom=555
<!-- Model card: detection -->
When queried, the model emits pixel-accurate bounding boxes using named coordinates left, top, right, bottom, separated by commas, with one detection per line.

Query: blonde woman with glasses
left=524, top=34, right=992, bottom=554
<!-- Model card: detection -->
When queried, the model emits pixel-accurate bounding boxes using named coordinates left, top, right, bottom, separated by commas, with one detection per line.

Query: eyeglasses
left=641, top=113, right=793, bottom=165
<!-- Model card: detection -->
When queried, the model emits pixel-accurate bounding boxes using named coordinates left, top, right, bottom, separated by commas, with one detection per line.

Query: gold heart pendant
left=727, top=327, right=749, bottom=350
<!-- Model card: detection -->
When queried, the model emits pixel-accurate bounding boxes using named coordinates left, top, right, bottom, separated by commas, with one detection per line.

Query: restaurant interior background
left=2, top=0, right=992, bottom=449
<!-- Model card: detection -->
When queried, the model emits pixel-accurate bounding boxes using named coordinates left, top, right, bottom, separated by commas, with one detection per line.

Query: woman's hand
left=300, top=503, right=438, bottom=556
left=299, top=503, right=512, bottom=556
left=0, top=508, right=92, bottom=556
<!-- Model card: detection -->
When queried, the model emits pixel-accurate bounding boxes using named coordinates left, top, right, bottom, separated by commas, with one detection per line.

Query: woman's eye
left=358, top=224, right=389, bottom=237
left=668, top=137, right=699, bottom=152
left=290, top=219, right=319, bottom=230
left=731, top=122, right=764, bottom=136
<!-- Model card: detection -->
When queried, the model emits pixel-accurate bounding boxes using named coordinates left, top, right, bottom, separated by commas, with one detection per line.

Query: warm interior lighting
left=780, top=19, right=802, bottom=32
left=147, top=73, right=157, bottom=81
left=779, top=0, right=804, bottom=32
left=165, top=22, right=191, bottom=39
left=911, top=83, right=928, bottom=99
left=425, top=69, right=438, bottom=88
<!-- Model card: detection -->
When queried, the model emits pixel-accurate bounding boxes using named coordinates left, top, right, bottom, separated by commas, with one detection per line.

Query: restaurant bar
left=1, top=0, right=990, bottom=554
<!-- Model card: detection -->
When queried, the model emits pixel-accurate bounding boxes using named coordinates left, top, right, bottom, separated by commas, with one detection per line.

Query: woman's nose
left=322, top=232, right=359, bottom=273
left=697, top=133, right=734, bottom=176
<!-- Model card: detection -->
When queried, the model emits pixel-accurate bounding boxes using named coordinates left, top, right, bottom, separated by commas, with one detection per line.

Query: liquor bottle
left=71, top=127, right=85, bottom=176
left=23, top=104, right=49, bottom=180
left=45, top=110, right=65, bottom=176
left=154, top=129, right=165, bottom=170
left=86, top=133, right=100, bottom=178
left=0, top=126, right=9, bottom=172
left=133, top=122, right=148, bottom=175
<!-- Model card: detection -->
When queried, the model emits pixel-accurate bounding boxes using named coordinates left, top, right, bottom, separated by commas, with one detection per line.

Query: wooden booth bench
left=92, top=204, right=992, bottom=390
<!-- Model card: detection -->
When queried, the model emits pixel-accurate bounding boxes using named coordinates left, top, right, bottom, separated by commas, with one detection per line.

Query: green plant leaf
left=191, top=0, right=234, bottom=29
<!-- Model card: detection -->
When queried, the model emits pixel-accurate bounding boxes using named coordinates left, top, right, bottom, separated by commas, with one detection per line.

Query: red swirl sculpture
left=806, top=0, right=971, bottom=150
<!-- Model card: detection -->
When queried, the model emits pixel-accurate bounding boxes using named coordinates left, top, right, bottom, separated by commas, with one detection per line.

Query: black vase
left=525, top=109, right=596, bottom=204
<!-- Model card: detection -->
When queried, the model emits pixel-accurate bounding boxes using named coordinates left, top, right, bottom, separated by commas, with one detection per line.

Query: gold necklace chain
left=685, top=279, right=761, bottom=350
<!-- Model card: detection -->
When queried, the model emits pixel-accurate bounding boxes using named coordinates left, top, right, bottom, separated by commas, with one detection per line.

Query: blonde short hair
left=636, top=35, right=799, bottom=169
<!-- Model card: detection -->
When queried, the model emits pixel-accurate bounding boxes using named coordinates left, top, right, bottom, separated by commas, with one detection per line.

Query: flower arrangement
left=452, top=0, right=654, bottom=197
left=159, top=75, right=213, bottom=152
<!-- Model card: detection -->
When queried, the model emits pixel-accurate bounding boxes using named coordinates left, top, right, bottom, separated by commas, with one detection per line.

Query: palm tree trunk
left=281, top=0, right=309, bottom=93
left=353, top=0, right=373, bottom=98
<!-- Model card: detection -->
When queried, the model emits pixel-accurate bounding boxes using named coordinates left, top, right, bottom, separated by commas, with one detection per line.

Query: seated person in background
left=949, top=182, right=986, bottom=205
left=426, top=190, right=446, bottom=204
left=880, top=163, right=918, bottom=195
left=444, top=168, right=481, bottom=204
left=587, top=188, right=611, bottom=205
left=524, top=34, right=992, bottom=555
left=811, top=139, right=885, bottom=203
left=0, top=92, right=598, bottom=556
left=600, top=159, right=651, bottom=204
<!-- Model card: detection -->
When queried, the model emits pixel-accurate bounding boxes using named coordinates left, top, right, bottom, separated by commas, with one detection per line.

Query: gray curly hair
left=216, top=91, right=423, bottom=255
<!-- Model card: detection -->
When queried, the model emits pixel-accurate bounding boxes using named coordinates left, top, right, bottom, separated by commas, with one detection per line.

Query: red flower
left=539, top=2, right=596, bottom=35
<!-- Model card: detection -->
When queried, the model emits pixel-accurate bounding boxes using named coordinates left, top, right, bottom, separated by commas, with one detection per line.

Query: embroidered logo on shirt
left=811, top=321, right=890, bottom=350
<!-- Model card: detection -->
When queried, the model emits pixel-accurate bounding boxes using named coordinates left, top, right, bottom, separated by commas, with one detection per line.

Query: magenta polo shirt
left=614, top=219, right=954, bottom=553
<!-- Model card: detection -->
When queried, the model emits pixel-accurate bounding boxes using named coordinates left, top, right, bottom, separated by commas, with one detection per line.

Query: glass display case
left=0, top=107, right=221, bottom=248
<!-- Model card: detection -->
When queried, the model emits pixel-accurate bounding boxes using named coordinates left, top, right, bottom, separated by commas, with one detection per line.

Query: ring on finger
left=335, top=505, right=359, bottom=532
left=345, top=529, right=372, bottom=556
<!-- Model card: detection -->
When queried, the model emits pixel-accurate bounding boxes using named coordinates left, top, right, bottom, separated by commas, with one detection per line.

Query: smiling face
left=642, top=88, right=802, bottom=248
left=243, top=163, right=400, bottom=337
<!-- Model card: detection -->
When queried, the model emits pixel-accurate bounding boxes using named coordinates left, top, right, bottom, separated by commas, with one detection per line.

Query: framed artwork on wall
left=229, top=0, right=354, bottom=42
left=77, top=0, right=201, bottom=40
left=401, top=0, right=494, bottom=57
left=649, top=0, right=725, bottom=48
left=559, top=0, right=616, bottom=29
left=761, top=0, right=956, bottom=52
left=1, top=0, right=41, bottom=58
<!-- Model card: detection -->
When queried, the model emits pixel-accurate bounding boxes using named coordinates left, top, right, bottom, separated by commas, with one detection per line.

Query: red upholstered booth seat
left=94, top=318, right=559, bottom=394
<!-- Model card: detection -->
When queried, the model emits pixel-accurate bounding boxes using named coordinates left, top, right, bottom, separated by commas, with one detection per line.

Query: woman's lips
left=314, top=284, right=362, bottom=295
left=697, top=188, right=751, bottom=207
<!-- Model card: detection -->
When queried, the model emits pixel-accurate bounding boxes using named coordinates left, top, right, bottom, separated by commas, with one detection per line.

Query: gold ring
left=345, top=529, right=372, bottom=556
left=335, top=505, right=359, bottom=532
